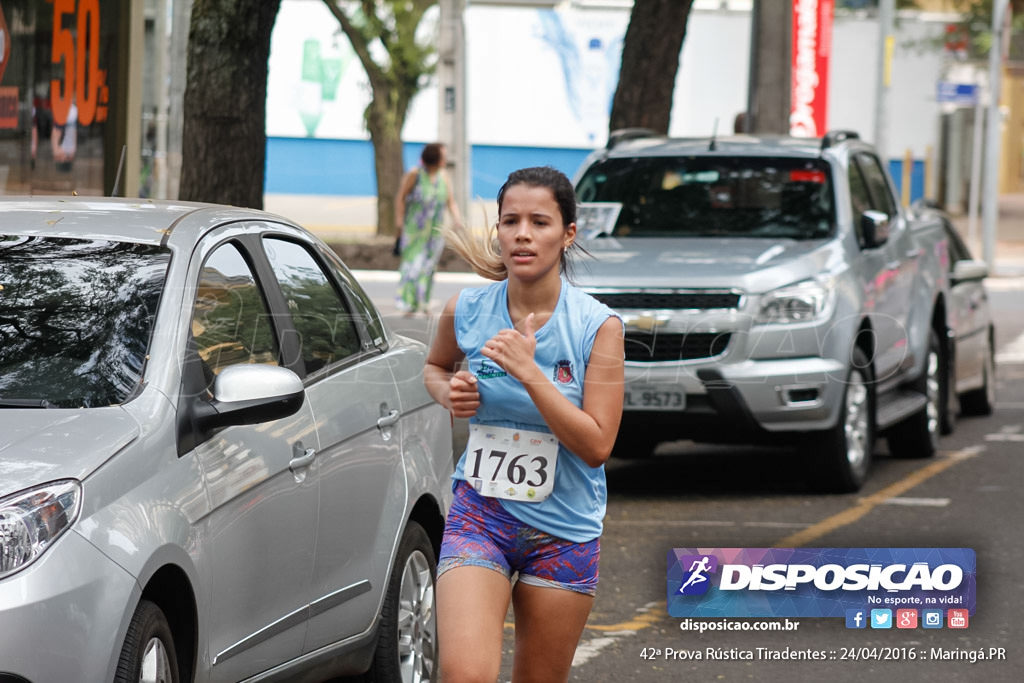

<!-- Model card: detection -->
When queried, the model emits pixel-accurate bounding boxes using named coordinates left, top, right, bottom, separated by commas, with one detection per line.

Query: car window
left=847, top=162, right=873, bottom=246
left=853, top=153, right=897, bottom=217
left=262, top=237, right=361, bottom=374
left=319, top=247, right=388, bottom=350
left=0, top=235, right=169, bottom=408
left=191, top=243, right=279, bottom=377
left=575, top=156, right=834, bottom=239
left=848, top=161, right=872, bottom=219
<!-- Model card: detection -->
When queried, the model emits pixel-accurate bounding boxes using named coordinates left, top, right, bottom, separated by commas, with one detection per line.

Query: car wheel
left=369, top=520, right=437, bottom=683
left=960, top=334, right=996, bottom=416
left=812, top=347, right=873, bottom=493
left=887, top=330, right=944, bottom=458
left=114, top=600, right=180, bottom=683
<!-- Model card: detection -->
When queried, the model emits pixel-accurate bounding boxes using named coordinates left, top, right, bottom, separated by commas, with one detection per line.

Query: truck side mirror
left=860, top=210, right=890, bottom=248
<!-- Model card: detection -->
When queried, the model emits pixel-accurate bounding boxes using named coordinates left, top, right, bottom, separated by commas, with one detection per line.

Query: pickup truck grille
left=591, top=291, right=741, bottom=310
left=624, top=332, right=731, bottom=362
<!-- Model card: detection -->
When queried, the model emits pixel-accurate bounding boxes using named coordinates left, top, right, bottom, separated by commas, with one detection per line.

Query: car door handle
left=377, top=409, right=400, bottom=429
left=289, top=447, right=316, bottom=471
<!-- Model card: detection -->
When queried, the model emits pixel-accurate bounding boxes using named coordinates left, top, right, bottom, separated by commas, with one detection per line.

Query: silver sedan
left=0, top=198, right=452, bottom=683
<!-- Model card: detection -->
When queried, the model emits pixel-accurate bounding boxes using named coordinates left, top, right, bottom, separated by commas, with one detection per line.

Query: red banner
left=790, top=0, right=833, bottom=138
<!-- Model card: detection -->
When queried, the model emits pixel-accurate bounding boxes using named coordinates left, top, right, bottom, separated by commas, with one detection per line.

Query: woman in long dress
left=395, top=142, right=464, bottom=315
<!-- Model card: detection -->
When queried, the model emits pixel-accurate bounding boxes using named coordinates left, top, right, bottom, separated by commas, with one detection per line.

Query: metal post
left=437, top=0, right=469, bottom=219
left=873, top=0, right=895, bottom=162
left=967, top=99, right=983, bottom=248
left=982, top=0, right=1009, bottom=269
left=154, top=0, right=170, bottom=199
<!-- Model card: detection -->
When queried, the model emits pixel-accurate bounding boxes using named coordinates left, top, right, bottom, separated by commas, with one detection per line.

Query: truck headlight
left=0, top=480, right=81, bottom=580
left=756, top=279, right=835, bottom=324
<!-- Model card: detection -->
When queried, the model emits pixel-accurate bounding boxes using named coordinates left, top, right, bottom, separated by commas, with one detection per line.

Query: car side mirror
left=860, top=210, right=890, bottom=248
left=195, top=364, right=305, bottom=432
left=951, top=259, right=989, bottom=283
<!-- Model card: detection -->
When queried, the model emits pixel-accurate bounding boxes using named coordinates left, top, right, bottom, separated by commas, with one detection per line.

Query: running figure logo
left=677, top=554, right=718, bottom=596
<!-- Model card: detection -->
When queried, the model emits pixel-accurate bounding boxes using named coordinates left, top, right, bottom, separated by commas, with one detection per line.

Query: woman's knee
left=440, top=653, right=501, bottom=683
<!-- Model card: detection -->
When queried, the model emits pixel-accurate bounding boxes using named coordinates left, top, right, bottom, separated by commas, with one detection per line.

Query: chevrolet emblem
left=624, top=313, right=671, bottom=332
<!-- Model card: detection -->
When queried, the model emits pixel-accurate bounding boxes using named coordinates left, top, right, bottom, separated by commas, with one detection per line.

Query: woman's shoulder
left=459, top=279, right=505, bottom=306
left=564, top=282, right=618, bottom=318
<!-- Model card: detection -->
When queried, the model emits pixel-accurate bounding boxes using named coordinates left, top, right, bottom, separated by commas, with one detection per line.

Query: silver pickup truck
left=573, top=130, right=958, bottom=492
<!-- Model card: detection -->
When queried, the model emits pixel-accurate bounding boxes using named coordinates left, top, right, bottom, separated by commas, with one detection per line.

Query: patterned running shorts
left=437, top=480, right=600, bottom=596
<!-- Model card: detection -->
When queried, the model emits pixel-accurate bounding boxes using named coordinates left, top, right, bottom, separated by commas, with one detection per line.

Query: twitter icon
left=870, top=609, right=892, bottom=629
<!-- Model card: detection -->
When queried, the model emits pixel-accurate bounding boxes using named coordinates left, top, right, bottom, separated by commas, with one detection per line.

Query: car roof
left=0, top=196, right=299, bottom=248
left=599, top=133, right=861, bottom=160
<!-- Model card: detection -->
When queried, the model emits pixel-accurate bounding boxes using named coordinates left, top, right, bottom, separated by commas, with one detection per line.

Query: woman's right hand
left=448, top=370, right=480, bottom=418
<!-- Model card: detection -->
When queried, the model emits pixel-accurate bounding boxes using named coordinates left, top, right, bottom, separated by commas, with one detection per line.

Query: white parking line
left=742, top=521, right=812, bottom=528
left=984, top=433, right=1024, bottom=442
left=573, top=601, right=664, bottom=667
left=881, top=497, right=951, bottom=507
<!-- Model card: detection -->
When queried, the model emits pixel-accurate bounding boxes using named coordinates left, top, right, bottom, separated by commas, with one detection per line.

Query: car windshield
left=575, top=155, right=835, bottom=239
left=0, top=235, right=171, bottom=408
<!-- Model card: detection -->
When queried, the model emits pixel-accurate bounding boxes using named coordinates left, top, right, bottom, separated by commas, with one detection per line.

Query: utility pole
left=982, top=0, right=1010, bottom=269
left=873, top=0, right=895, bottom=162
left=746, top=0, right=791, bottom=134
left=438, top=0, right=469, bottom=216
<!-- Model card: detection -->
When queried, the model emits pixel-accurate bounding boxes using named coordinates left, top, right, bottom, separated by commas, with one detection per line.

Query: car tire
left=114, top=599, right=180, bottom=683
left=811, top=346, right=874, bottom=493
left=960, top=333, right=996, bottom=416
left=887, top=330, right=945, bottom=459
left=368, top=520, right=437, bottom=683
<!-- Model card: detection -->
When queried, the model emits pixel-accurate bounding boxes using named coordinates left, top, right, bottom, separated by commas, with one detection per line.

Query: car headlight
left=0, top=480, right=81, bottom=580
left=756, top=278, right=835, bottom=324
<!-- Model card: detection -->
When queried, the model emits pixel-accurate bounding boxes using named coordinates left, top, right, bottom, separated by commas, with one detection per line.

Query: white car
left=0, top=197, right=453, bottom=683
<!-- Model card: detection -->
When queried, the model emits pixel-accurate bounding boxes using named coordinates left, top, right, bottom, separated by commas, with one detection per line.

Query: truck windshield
left=0, top=235, right=170, bottom=408
left=576, top=156, right=835, bottom=240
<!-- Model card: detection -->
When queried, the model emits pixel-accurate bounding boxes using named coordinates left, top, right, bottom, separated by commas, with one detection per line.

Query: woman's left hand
left=480, top=313, right=539, bottom=382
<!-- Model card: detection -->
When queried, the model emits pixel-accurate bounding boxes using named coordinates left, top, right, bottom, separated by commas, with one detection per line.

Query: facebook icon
left=845, top=609, right=867, bottom=629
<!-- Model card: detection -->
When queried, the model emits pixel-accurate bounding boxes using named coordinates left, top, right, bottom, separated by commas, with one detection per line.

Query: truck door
left=850, top=152, right=914, bottom=383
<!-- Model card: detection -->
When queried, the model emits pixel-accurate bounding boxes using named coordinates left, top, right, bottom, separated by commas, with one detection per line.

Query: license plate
left=624, top=386, right=686, bottom=411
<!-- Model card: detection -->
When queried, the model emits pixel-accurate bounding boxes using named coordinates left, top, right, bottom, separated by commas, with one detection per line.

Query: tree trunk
left=179, top=0, right=281, bottom=209
left=367, top=97, right=407, bottom=238
left=609, top=0, right=693, bottom=135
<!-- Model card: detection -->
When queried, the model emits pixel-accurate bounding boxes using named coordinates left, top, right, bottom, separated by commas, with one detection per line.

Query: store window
left=0, top=0, right=120, bottom=196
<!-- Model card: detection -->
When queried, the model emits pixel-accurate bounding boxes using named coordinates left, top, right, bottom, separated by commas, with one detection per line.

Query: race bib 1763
left=464, top=424, right=558, bottom=503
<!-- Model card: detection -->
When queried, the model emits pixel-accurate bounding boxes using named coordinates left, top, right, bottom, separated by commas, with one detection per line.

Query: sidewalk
left=265, top=192, right=1024, bottom=280
left=947, top=193, right=1024, bottom=278
left=264, top=193, right=498, bottom=241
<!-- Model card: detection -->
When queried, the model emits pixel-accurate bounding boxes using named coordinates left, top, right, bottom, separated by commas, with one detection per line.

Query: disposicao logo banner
left=667, top=548, right=976, bottom=618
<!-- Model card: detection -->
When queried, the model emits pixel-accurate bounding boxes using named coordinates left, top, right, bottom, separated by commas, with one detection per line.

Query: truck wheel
left=812, top=347, right=873, bottom=493
left=369, top=521, right=437, bottom=683
left=114, top=600, right=180, bottom=683
left=960, top=334, right=996, bottom=416
left=887, top=330, right=944, bottom=459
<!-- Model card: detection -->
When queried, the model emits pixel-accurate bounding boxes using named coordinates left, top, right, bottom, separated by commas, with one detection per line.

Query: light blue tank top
left=453, top=278, right=620, bottom=542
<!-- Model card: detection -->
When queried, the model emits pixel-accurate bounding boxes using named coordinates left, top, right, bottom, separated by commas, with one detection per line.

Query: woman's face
left=497, top=184, right=575, bottom=283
